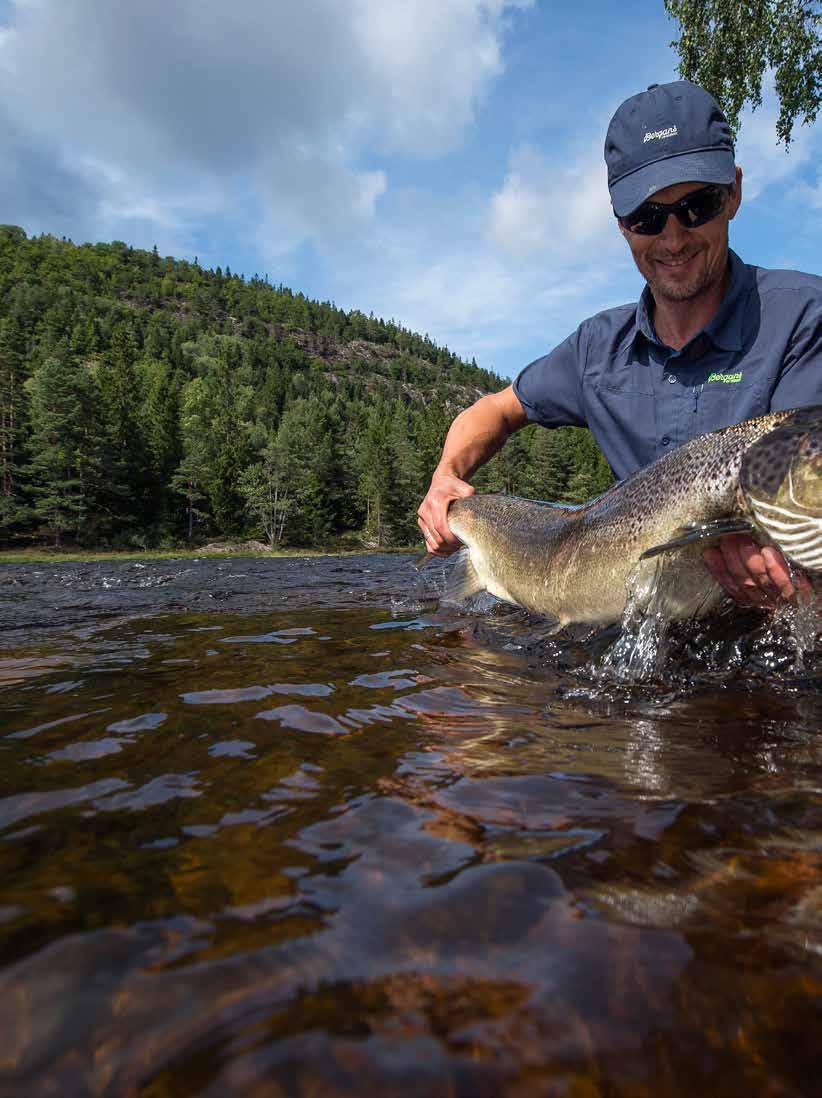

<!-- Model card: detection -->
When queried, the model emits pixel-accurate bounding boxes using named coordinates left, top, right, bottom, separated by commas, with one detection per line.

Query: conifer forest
left=0, top=226, right=614, bottom=550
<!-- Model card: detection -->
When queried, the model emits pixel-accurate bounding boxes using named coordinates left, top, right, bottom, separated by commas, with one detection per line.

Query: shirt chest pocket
left=695, top=373, right=767, bottom=436
left=587, top=381, right=659, bottom=471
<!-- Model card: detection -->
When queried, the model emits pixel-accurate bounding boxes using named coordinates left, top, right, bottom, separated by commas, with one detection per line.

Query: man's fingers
left=417, top=514, right=460, bottom=557
left=417, top=475, right=474, bottom=557
left=719, top=536, right=778, bottom=605
left=704, top=543, right=770, bottom=607
left=419, top=513, right=438, bottom=549
left=736, top=538, right=781, bottom=598
left=705, top=535, right=814, bottom=609
left=760, top=545, right=798, bottom=601
left=417, top=515, right=442, bottom=550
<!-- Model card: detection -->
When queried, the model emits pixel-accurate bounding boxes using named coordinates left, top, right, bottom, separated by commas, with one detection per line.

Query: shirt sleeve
left=512, top=324, right=588, bottom=428
left=769, top=290, right=822, bottom=411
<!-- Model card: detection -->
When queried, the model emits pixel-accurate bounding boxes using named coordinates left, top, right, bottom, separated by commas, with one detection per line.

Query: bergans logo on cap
left=643, top=125, right=678, bottom=143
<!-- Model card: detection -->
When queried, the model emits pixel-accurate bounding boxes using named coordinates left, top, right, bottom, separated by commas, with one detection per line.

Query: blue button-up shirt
left=513, top=251, right=822, bottom=480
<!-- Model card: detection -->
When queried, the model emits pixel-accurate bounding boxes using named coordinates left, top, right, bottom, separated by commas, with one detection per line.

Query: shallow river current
left=1, top=554, right=820, bottom=1096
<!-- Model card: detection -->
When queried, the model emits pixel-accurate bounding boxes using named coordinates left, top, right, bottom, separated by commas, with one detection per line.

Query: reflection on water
left=0, top=555, right=820, bottom=1096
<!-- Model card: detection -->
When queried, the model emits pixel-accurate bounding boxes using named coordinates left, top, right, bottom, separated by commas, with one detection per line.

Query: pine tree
left=480, top=429, right=531, bottom=495
left=0, top=316, right=30, bottom=528
left=384, top=400, right=422, bottom=545
left=564, top=429, right=615, bottom=503
left=276, top=393, right=341, bottom=546
left=25, top=356, right=101, bottom=546
left=170, top=378, right=212, bottom=540
left=97, top=319, right=147, bottom=528
left=524, top=426, right=574, bottom=501
left=181, top=337, right=254, bottom=534
left=353, top=402, right=393, bottom=547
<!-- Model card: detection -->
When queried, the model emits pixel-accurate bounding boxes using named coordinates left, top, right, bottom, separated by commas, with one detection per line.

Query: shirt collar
left=632, top=249, right=753, bottom=353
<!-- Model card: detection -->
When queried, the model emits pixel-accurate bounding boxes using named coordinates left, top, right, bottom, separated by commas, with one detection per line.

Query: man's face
left=618, top=166, right=743, bottom=303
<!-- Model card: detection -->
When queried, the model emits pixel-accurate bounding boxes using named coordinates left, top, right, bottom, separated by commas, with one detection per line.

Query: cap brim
left=610, top=149, right=736, bottom=217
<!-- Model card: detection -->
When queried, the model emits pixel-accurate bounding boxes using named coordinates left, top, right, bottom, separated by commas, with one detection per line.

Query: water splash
left=594, top=557, right=821, bottom=685
left=593, top=557, right=681, bottom=683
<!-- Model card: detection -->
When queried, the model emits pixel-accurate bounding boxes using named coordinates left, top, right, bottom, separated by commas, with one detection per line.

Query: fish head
left=739, top=406, right=822, bottom=571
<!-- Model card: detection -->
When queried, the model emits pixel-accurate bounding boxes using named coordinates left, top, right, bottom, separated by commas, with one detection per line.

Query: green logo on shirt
left=707, top=371, right=743, bottom=384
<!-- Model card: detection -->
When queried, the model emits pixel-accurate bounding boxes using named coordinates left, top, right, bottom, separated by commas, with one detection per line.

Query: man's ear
left=728, top=165, right=743, bottom=221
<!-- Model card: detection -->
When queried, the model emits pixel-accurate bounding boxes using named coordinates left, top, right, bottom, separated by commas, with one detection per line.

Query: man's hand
left=417, top=472, right=475, bottom=556
left=414, top=386, right=528, bottom=556
left=703, top=533, right=813, bottom=608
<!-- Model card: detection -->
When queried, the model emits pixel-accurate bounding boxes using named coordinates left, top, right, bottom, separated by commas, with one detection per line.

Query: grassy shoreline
left=0, top=545, right=419, bottom=565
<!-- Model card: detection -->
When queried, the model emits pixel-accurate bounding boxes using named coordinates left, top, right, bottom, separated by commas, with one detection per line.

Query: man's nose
left=655, top=212, right=691, bottom=249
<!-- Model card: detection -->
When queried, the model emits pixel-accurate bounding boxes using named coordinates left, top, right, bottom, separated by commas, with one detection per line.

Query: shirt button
left=661, top=435, right=671, bottom=446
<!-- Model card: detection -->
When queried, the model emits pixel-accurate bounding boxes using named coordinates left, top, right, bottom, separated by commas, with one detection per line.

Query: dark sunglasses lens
left=621, top=185, right=727, bottom=235
left=622, top=205, right=666, bottom=235
left=678, top=186, right=725, bottom=227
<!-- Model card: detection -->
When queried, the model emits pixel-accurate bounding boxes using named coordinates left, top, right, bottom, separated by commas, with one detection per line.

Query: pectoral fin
left=640, top=517, right=755, bottom=560
left=443, top=548, right=486, bottom=605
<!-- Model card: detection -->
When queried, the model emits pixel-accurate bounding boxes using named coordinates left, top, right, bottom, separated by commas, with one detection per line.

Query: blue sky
left=0, top=0, right=819, bottom=378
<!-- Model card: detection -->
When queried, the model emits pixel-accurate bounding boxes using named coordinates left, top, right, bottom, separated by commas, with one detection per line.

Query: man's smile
left=654, top=251, right=700, bottom=269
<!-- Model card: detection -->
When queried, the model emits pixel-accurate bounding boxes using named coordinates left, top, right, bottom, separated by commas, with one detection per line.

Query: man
left=417, top=80, right=822, bottom=608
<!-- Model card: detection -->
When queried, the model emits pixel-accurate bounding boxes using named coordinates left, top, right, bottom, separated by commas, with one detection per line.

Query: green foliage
left=238, top=433, right=293, bottom=547
left=0, top=227, right=614, bottom=548
left=0, top=315, right=30, bottom=527
left=25, top=355, right=101, bottom=545
left=665, top=0, right=822, bottom=146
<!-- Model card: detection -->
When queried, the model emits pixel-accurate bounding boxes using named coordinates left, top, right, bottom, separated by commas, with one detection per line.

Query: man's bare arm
left=417, top=385, right=529, bottom=556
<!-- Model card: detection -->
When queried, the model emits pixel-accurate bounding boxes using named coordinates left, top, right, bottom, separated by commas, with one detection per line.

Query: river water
left=0, top=555, right=820, bottom=1096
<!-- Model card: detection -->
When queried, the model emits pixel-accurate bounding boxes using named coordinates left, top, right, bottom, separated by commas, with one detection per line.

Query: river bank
left=0, top=541, right=419, bottom=565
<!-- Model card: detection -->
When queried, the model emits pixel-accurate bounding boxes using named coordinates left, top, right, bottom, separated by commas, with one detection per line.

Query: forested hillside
left=0, top=226, right=614, bottom=549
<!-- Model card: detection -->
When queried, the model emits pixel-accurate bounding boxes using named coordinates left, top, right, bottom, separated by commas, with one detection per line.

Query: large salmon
left=439, top=407, right=822, bottom=626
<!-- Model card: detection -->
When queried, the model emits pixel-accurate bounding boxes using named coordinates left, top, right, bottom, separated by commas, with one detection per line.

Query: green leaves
left=665, top=0, right=822, bottom=145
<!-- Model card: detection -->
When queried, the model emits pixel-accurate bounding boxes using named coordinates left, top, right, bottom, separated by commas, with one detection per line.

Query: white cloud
left=352, top=0, right=527, bottom=154
left=371, top=131, right=633, bottom=371
left=488, top=143, right=614, bottom=258
left=791, top=173, right=822, bottom=210
left=326, top=149, right=637, bottom=378
left=0, top=0, right=531, bottom=247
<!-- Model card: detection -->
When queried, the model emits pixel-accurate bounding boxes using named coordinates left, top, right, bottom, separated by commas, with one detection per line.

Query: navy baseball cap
left=605, top=80, right=736, bottom=217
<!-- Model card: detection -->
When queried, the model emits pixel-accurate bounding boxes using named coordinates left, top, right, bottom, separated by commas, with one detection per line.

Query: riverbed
left=1, top=555, right=820, bottom=1096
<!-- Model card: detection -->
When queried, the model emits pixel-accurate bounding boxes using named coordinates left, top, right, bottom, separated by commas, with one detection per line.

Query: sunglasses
left=617, top=184, right=731, bottom=236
